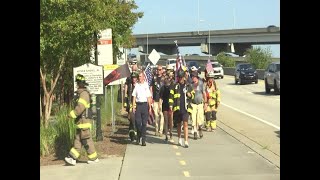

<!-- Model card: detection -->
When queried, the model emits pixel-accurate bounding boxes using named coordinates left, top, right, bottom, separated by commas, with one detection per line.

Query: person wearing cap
left=169, top=69, right=195, bottom=148
left=150, top=65, right=165, bottom=137
left=190, top=71, right=205, bottom=139
left=124, top=60, right=138, bottom=112
left=65, top=74, right=99, bottom=166
left=127, top=71, right=139, bottom=142
left=204, top=71, right=221, bottom=131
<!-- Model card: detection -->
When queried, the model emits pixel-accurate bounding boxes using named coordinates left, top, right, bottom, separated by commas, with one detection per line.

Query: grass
left=100, top=85, right=124, bottom=128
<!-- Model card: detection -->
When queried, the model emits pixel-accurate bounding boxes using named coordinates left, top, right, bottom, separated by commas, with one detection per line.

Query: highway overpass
left=133, top=26, right=280, bottom=56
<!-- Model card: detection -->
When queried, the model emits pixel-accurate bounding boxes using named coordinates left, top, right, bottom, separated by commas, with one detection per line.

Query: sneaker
left=178, top=138, right=183, bottom=146
left=184, top=141, right=189, bottom=148
left=87, top=158, right=99, bottom=164
left=65, top=157, right=76, bottom=166
left=169, top=137, right=174, bottom=143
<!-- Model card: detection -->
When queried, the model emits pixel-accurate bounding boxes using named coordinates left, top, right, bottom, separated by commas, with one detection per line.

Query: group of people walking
left=124, top=59, right=221, bottom=148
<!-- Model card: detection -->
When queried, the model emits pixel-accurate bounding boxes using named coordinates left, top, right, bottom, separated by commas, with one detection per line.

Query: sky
left=130, top=0, right=280, bottom=58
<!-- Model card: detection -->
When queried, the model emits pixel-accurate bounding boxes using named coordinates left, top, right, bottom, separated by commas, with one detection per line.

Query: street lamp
left=225, top=0, right=236, bottom=29
left=197, top=0, right=200, bottom=34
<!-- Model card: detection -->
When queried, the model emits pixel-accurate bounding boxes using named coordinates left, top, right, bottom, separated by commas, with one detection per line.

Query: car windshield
left=168, top=60, right=175, bottom=64
left=239, top=64, right=253, bottom=70
left=275, top=64, right=280, bottom=72
left=189, top=62, right=197, bottom=66
left=212, top=63, right=221, bottom=67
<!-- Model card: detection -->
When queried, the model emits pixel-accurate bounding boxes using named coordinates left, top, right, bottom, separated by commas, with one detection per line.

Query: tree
left=217, top=52, right=235, bottom=67
left=244, top=47, right=272, bottom=69
left=40, top=0, right=143, bottom=128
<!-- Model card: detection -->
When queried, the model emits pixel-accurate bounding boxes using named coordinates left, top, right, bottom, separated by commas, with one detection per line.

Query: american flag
left=144, top=64, right=153, bottom=86
left=206, top=58, right=214, bottom=72
left=174, top=40, right=183, bottom=82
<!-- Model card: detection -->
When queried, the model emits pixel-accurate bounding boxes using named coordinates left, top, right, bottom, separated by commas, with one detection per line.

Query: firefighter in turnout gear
left=127, top=71, right=139, bottom=142
left=204, top=71, right=221, bottom=131
left=169, top=68, right=195, bottom=148
left=65, top=74, right=99, bottom=166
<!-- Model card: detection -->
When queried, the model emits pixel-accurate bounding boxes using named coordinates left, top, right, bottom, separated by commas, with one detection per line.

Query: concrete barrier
left=223, top=67, right=265, bottom=80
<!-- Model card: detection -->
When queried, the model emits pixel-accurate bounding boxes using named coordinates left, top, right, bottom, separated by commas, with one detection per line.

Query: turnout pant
left=69, top=128, right=98, bottom=161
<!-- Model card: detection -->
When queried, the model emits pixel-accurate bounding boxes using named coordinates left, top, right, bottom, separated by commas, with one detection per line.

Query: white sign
left=148, top=49, right=160, bottom=65
left=104, top=65, right=127, bottom=86
left=97, top=29, right=113, bottom=66
left=73, top=63, right=104, bottom=95
left=116, top=47, right=126, bottom=65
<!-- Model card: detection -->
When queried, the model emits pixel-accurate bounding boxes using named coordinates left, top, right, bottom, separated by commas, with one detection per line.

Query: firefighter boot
left=65, top=156, right=76, bottom=166
left=210, top=120, right=217, bottom=130
left=206, top=121, right=211, bottom=132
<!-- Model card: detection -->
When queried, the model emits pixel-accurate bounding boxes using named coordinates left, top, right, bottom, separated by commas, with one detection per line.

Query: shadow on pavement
left=108, top=126, right=129, bottom=145
left=252, top=91, right=279, bottom=96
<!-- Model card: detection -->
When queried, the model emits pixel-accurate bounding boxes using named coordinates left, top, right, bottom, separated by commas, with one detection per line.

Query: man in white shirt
left=132, top=71, right=153, bottom=146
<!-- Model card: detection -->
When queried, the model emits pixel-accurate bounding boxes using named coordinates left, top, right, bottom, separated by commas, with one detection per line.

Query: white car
left=166, top=58, right=176, bottom=70
left=211, top=62, right=224, bottom=79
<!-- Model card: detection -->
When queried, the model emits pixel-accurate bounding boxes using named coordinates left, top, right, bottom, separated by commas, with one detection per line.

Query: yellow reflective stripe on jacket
left=69, top=110, right=77, bottom=118
left=187, top=108, right=193, bottom=114
left=88, top=152, right=98, bottom=159
left=170, top=90, right=174, bottom=94
left=76, top=123, right=92, bottom=129
left=173, top=106, right=180, bottom=111
left=174, top=94, right=180, bottom=98
left=216, top=89, right=221, bottom=102
left=208, top=99, right=216, bottom=106
left=70, top=148, right=80, bottom=158
left=78, top=98, right=90, bottom=108
left=169, top=99, right=173, bottom=103
left=209, top=92, right=217, bottom=99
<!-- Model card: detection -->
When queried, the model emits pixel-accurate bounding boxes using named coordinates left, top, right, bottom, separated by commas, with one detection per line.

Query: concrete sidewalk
left=40, top=124, right=279, bottom=180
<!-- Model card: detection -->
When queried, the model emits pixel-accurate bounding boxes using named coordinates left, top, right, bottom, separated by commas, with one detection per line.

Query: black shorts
left=173, top=111, right=189, bottom=123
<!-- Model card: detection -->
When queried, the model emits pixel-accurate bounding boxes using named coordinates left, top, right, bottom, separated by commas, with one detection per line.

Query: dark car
left=264, top=62, right=280, bottom=94
left=234, top=63, right=258, bottom=84
left=186, top=61, right=201, bottom=73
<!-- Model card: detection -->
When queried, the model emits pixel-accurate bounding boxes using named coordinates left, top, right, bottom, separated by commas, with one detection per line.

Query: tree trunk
left=40, top=55, right=66, bottom=128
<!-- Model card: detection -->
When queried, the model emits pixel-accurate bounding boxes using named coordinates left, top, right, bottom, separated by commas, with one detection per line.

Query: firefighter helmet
left=131, top=71, right=139, bottom=78
left=177, top=69, right=185, bottom=78
left=75, top=74, right=89, bottom=86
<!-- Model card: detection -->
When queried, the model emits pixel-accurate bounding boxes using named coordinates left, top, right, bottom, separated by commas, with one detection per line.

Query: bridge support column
left=201, top=43, right=229, bottom=56
left=232, top=43, right=252, bottom=56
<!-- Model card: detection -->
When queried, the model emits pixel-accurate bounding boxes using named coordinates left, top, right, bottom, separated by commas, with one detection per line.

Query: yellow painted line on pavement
left=183, top=171, right=190, bottom=177
left=180, top=160, right=186, bottom=166
left=173, top=145, right=179, bottom=149
left=176, top=152, right=181, bottom=156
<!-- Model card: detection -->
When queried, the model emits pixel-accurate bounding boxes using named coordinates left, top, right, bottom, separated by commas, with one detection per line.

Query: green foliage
left=100, top=85, right=123, bottom=128
left=40, top=0, right=143, bottom=123
left=244, top=47, right=273, bottom=69
left=217, top=52, right=235, bottom=67
left=40, top=105, right=75, bottom=158
left=40, top=122, right=57, bottom=157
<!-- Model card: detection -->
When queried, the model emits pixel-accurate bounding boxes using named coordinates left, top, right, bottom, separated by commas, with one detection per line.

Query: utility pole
left=94, top=31, right=103, bottom=141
